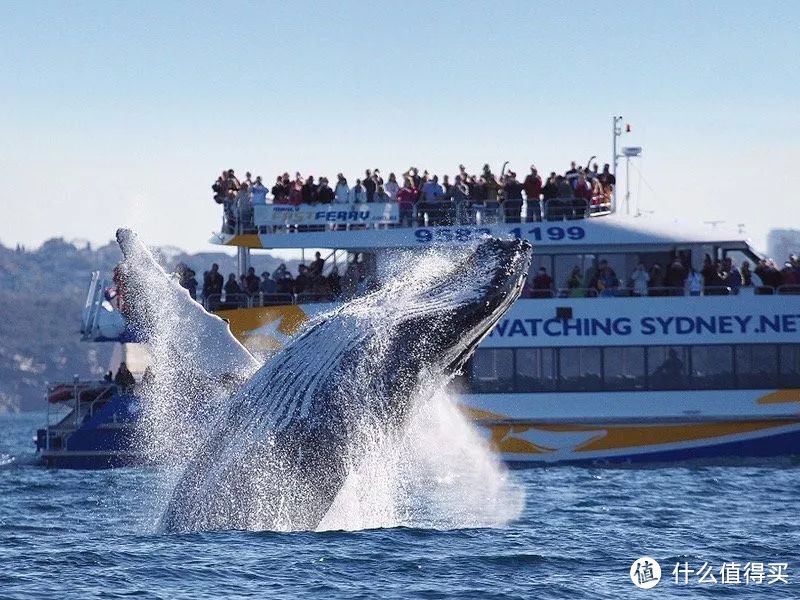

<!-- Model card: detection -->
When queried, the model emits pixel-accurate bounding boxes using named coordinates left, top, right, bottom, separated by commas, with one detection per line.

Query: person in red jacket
left=396, top=177, right=418, bottom=226
left=523, top=165, right=543, bottom=222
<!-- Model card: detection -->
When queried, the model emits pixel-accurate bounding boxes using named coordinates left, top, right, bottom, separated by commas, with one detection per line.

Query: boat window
left=559, top=347, right=602, bottom=391
left=553, top=254, right=593, bottom=292
left=779, top=345, right=800, bottom=387
left=515, top=348, right=557, bottom=392
left=736, top=345, right=778, bottom=388
left=647, top=346, right=691, bottom=390
left=603, top=347, right=646, bottom=391
left=471, top=349, right=514, bottom=392
left=690, top=345, right=735, bottom=389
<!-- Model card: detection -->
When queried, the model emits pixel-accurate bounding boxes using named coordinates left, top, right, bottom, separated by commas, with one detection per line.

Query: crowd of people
left=522, top=254, right=800, bottom=299
left=175, top=252, right=379, bottom=309
left=212, top=160, right=615, bottom=229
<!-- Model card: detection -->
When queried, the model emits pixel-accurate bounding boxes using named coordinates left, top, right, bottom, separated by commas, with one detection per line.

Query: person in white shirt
left=384, top=172, right=400, bottom=200
left=630, top=262, right=650, bottom=296
left=250, top=176, right=268, bottom=205
left=334, top=174, right=350, bottom=203
left=685, top=268, right=704, bottom=296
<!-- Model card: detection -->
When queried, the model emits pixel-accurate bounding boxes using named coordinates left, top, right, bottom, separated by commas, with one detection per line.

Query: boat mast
left=237, top=246, right=250, bottom=279
left=611, top=115, right=623, bottom=213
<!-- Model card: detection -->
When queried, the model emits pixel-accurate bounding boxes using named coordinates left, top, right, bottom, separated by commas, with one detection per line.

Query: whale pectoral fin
left=116, top=228, right=260, bottom=378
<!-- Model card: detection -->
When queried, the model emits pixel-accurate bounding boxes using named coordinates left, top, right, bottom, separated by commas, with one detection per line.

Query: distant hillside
left=0, top=238, right=292, bottom=413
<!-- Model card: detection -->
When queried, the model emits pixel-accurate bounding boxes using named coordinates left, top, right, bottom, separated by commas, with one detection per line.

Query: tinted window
left=690, top=345, right=734, bottom=389
left=779, top=345, right=800, bottom=387
left=648, top=346, right=690, bottom=390
left=559, top=347, right=602, bottom=391
left=471, top=349, right=514, bottom=392
left=736, top=345, right=778, bottom=388
left=604, top=347, right=646, bottom=390
left=516, top=348, right=557, bottom=391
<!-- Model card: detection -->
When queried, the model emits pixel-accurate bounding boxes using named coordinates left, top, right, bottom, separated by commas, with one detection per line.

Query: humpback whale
left=116, top=230, right=531, bottom=532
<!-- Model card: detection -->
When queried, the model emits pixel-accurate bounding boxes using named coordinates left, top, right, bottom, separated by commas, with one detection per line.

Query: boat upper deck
left=211, top=200, right=754, bottom=254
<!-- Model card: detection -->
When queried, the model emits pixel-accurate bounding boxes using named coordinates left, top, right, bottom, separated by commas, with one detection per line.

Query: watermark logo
left=631, top=556, right=662, bottom=589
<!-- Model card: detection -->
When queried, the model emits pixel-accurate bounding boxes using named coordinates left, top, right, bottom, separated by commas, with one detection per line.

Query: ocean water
left=1, top=412, right=799, bottom=599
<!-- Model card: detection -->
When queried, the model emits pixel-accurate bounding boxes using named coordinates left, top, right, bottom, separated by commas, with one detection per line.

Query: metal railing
left=200, top=282, right=800, bottom=310
left=203, top=292, right=340, bottom=311
left=522, top=286, right=737, bottom=299
left=218, top=197, right=612, bottom=236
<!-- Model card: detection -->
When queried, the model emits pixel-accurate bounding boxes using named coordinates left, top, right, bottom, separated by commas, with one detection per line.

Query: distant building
left=768, top=229, right=800, bottom=261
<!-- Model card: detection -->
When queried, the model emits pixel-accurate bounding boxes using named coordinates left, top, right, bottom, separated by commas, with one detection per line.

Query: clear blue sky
left=1, top=0, right=798, bottom=253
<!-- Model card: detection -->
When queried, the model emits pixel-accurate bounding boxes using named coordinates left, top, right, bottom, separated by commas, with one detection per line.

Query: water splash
left=123, top=238, right=526, bottom=532
left=319, top=390, right=524, bottom=531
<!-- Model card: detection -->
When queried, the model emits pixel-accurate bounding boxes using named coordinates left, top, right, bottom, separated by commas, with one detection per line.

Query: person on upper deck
left=396, top=178, right=417, bottom=226
left=598, top=164, right=616, bottom=197
left=363, top=169, right=376, bottom=202
left=501, top=171, right=523, bottom=223
left=482, top=165, right=500, bottom=202
left=302, top=176, right=318, bottom=204
left=523, top=165, right=543, bottom=223
left=375, top=185, right=390, bottom=203
left=421, top=175, right=444, bottom=203
left=565, top=161, right=579, bottom=188
left=288, top=176, right=303, bottom=206
left=271, top=176, right=288, bottom=204
left=384, top=173, right=400, bottom=200
left=316, top=177, right=334, bottom=203
left=251, top=176, right=268, bottom=205
left=334, top=174, right=350, bottom=203
left=349, top=179, right=367, bottom=203
left=556, top=175, right=574, bottom=199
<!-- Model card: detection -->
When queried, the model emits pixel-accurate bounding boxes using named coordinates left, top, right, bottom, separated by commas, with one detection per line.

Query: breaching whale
left=116, top=229, right=531, bottom=532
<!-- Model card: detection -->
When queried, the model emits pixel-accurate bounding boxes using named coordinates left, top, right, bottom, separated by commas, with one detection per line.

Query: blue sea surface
left=1, top=412, right=798, bottom=599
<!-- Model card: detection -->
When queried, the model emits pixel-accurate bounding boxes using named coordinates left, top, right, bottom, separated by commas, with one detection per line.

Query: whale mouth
left=438, top=238, right=532, bottom=375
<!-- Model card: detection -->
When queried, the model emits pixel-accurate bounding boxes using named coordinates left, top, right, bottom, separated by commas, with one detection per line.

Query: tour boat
left=41, top=173, right=800, bottom=467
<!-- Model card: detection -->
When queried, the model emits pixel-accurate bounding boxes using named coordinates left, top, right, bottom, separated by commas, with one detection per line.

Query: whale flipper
left=115, top=228, right=260, bottom=379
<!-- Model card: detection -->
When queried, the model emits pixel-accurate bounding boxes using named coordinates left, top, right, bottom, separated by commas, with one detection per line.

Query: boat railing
left=203, top=292, right=339, bottom=311
left=220, top=197, right=612, bottom=236
left=532, top=285, right=734, bottom=299
left=202, top=282, right=794, bottom=310
left=43, top=379, right=118, bottom=451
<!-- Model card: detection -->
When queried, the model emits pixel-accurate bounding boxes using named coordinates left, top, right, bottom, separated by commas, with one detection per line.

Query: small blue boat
left=36, top=379, right=144, bottom=468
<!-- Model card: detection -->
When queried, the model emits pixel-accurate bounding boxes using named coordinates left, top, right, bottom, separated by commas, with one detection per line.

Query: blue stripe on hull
left=508, top=429, right=800, bottom=467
